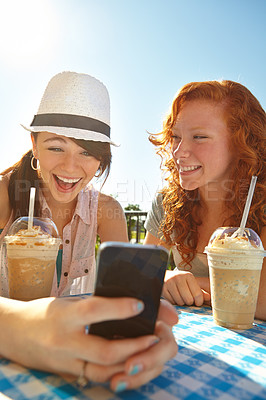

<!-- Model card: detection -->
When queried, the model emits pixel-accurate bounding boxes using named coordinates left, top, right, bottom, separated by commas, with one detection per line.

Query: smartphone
left=89, top=242, right=169, bottom=339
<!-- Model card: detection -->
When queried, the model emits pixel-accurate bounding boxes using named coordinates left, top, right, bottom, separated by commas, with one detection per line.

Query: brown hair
left=1, top=133, right=112, bottom=221
left=149, top=80, right=266, bottom=267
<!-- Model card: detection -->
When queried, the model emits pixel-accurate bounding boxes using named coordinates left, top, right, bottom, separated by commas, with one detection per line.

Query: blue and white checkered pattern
left=170, top=306, right=266, bottom=400
left=0, top=306, right=265, bottom=400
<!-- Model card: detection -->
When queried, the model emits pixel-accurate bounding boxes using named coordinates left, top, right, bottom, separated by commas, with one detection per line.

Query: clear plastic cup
left=4, top=217, right=61, bottom=300
left=205, top=227, right=265, bottom=330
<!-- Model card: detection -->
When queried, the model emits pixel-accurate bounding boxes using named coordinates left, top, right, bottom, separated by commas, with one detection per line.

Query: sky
left=0, top=0, right=265, bottom=211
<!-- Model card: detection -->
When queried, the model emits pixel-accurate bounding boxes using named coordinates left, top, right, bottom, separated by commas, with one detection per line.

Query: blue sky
left=0, top=0, right=265, bottom=210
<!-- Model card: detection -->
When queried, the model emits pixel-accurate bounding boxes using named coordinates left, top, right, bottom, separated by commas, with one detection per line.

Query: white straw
left=28, top=187, right=36, bottom=230
left=238, top=176, right=257, bottom=236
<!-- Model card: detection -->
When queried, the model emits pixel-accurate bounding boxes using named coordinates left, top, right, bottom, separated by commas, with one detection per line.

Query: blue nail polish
left=137, top=301, right=144, bottom=312
left=129, top=364, right=141, bottom=375
left=115, top=381, right=127, bottom=393
left=152, top=337, right=160, bottom=345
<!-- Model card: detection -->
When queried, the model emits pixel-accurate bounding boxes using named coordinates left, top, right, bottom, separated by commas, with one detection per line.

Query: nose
left=60, top=153, right=79, bottom=173
left=172, top=138, right=191, bottom=158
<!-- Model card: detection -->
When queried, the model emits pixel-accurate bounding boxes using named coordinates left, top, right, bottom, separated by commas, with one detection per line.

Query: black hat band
left=30, top=113, right=110, bottom=138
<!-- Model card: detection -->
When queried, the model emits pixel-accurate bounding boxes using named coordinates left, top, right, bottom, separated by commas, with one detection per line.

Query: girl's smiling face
left=171, top=100, right=233, bottom=197
left=31, top=132, right=100, bottom=204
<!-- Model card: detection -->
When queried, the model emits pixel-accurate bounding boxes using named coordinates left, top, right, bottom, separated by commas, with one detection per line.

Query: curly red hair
left=149, top=80, right=266, bottom=268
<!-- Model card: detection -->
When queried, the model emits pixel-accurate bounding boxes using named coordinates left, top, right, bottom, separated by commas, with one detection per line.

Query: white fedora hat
left=22, top=71, right=118, bottom=146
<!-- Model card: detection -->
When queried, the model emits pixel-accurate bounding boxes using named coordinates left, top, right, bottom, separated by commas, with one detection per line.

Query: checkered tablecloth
left=0, top=306, right=265, bottom=400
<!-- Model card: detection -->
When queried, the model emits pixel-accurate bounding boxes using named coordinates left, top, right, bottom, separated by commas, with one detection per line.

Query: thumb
left=202, top=289, right=211, bottom=305
left=65, top=296, right=144, bottom=327
left=197, top=277, right=210, bottom=293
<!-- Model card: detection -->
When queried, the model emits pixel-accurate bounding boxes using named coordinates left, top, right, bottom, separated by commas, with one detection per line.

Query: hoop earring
left=31, top=156, right=39, bottom=171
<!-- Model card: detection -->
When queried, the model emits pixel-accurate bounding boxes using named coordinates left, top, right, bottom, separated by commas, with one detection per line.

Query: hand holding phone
left=89, top=242, right=169, bottom=339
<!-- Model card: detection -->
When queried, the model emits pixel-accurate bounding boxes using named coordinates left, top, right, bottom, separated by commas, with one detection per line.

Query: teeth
left=180, top=166, right=199, bottom=172
left=56, top=175, right=80, bottom=183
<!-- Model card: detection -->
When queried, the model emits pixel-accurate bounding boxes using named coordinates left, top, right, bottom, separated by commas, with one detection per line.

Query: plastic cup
left=4, top=217, right=61, bottom=301
left=205, top=227, right=265, bottom=330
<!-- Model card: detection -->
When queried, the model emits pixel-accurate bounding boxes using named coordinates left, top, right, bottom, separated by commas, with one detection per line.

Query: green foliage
left=95, top=235, right=101, bottom=256
left=167, top=249, right=176, bottom=270
left=124, top=204, right=141, bottom=211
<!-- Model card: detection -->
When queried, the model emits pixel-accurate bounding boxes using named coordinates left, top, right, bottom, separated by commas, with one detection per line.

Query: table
left=0, top=306, right=265, bottom=400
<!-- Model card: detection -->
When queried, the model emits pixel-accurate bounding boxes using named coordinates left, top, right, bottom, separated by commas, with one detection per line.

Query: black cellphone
left=89, top=242, right=169, bottom=339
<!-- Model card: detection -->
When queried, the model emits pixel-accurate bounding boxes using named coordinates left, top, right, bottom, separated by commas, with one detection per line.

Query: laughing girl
left=0, top=71, right=127, bottom=297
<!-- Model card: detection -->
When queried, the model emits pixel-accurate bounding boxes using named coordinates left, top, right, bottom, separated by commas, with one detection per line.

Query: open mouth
left=179, top=165, right=201, bottom=173
left=53, top=174, right=81, bottom=191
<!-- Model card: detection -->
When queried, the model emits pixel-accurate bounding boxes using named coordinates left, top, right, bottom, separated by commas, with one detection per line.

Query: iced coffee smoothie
left=205, top=227, right=265, bottom=330
left=5, top=225, right=61, bottom=300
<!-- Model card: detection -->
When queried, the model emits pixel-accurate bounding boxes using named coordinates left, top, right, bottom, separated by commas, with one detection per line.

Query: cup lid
left=5, top=217, right=60, bottom=238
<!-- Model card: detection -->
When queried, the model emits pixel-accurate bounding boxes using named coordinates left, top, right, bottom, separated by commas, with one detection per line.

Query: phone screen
left=89, top=242, right=168, bottom=339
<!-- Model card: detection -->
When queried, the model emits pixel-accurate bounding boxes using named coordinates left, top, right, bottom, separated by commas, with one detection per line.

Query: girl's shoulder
left=0, top=175, right=11, bottom=228
left=96, top=193, right=127, bottom=242
left=97, top=193, right=124, bottom=216
left=98, top=192, right=122, bottom=210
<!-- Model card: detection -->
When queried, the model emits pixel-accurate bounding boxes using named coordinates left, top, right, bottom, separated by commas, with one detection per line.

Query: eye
left=171, top=134, right=181, bottom=142
left=194, top=135, right=208, bottom=140
left=81, top=150, right=92, bottom=157
left=48, top=147, right=63, bottom=152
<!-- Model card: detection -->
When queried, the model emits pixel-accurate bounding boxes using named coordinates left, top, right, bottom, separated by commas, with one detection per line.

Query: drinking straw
left=238, top=175, right=257, bottom=237
left=28, top=187, right=36, bottom=230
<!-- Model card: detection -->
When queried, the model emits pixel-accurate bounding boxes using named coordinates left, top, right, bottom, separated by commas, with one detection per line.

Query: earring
left=31, top=156, right=39, bottom=171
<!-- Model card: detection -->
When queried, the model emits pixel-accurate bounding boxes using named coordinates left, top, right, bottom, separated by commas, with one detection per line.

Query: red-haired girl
left=145, top=80, right=266, bottom=320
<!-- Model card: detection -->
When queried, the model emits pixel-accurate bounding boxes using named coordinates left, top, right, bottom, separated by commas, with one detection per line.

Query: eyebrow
left=43, top=137, right=67, bottom=143
left=172, top=126, right=207, bottom=132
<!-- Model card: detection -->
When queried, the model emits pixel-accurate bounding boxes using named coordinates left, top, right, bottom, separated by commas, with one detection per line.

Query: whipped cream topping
left=209, top=233, right=263, bottom=251
left=5, top=226, right=61, bottom=258
left=5, top=226, right=61, bottom=248
left=9, top=226, right=52, bottom=240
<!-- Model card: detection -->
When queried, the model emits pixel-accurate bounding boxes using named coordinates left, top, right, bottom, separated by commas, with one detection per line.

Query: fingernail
left=134, top=300, right=144, bottom=313
left=150, top=336, right=160, bottom=346
left=115, top=381, right=128, bottom=393
left=128, top=363, right=143, bottom=376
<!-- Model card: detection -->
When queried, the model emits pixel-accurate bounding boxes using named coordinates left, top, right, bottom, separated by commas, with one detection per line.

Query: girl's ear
left=30, top=133, right=38, bottom=158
